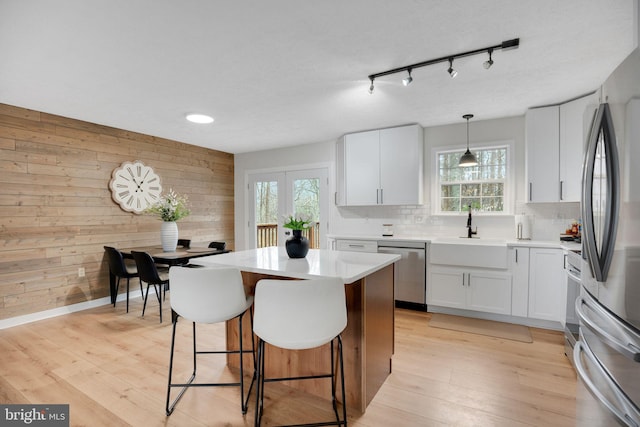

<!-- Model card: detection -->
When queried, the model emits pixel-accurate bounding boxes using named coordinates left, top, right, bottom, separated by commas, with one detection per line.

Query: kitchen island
left=193, top=247, right=400, bottom=413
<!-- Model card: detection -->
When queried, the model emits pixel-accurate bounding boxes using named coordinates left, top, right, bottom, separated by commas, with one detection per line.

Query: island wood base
left=225, top=263, right=395, bottom=413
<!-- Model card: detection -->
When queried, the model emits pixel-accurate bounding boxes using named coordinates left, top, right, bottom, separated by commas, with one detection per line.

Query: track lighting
left=447, top=58, right=458, bottom=78
left=367, top=38, right=519, bottom=92
left=402, top=69, right=413, bottom=86
left=483, top=49, right=494, bottom=69
left=459, top=114, right=478, bottom=167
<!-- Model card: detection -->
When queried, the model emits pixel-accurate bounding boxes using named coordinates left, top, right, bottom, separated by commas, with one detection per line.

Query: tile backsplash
left=332, top=201, right=580, bottom=241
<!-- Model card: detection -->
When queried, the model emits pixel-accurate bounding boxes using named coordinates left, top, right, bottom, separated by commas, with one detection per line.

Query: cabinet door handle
left=376, top=189, right=379, bottom=204
left=515, top=249, right=518, bottom=263
left=560, top=181, right=564, bottom=201
left=462, top=273, right=465, bottom=287
left=380, top=188, right=384, bottom=204
left=529, top=182, right=532, bottom=201
left=467, top=273, right=471, bottom=287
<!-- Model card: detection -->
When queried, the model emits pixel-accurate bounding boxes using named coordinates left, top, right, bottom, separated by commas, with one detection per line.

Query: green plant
left=145, top=189, right=190, bottom=221
left=282, top=213, right=311, bottom=230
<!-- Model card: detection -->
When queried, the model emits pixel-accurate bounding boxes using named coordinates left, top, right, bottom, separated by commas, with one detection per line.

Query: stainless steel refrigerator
left=574, top=48, right=640, bottom=426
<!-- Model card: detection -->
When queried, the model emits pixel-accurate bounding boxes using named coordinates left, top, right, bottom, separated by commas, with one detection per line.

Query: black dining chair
left=208, top=241, right=226, bottom=250
left=104, top=246, right=141, bottom=313
left=131, top=251, right=170, bottom=323
left=177, top=239, right=191, bottom=249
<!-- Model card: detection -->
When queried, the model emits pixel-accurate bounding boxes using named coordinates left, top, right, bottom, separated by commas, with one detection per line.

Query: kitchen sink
left=433, top=237, right=507, bottom=246
left=430, top=238, right=508, bottom=269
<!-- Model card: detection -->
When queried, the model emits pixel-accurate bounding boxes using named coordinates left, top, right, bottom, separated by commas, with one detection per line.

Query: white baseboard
left=427, top=305, right=563, bottom=331
left=0, top=290, right=144, bottom=330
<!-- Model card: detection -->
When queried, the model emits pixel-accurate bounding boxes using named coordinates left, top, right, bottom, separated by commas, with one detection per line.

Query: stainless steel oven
left=564, top=249, right=582, bottom=367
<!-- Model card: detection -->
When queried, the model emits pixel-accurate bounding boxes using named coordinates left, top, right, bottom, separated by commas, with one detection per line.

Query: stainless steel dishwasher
left=377, top=240, right=427, bottom=311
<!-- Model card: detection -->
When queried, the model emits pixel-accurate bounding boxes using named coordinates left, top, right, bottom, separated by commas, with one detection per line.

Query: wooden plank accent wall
left=0, top=103, right=235, bottom=320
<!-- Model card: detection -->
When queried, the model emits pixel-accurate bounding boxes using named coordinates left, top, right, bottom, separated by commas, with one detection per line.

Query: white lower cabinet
left=335, top=239, right=377, bottom=253
left=429, top=267, right=512, bottom=315
left=528, top=247, right=565, bottom=322
left=429, top=245, right=565, bottom=325
left=510, top=247, right=530, bottom=317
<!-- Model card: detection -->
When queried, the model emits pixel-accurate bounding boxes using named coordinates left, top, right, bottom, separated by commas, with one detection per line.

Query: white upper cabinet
left=526, top=93, right=597, bottom=203
left=559, top=94, right=598, bottom=201
left=526, top=105, right=561, bottom=202
left=338, top=129, right=380, bottom=205
left=336, top=124, right=423, bottom=206
left=379, top=125, right=423, bottom=205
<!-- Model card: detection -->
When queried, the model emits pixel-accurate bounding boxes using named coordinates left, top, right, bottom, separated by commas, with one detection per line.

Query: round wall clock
left=109, top=160, right=162, bottom=214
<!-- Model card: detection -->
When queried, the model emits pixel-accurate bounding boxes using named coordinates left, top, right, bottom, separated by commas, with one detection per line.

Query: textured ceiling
left=0, top=0, right=636, bottom=154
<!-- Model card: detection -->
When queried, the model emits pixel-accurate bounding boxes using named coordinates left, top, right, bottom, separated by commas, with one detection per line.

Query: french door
left=248, top=168, right=328, bottom=249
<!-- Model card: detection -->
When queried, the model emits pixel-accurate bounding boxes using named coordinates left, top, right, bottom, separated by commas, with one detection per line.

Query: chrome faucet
left=466, top=205, right=477, bottom=238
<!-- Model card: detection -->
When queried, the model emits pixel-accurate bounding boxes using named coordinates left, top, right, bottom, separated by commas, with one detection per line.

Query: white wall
left=235, top=115, right=582, bottom=248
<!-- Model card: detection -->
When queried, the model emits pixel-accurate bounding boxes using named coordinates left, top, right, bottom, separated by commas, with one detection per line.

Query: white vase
left=161, top=221, right=178, bottom=252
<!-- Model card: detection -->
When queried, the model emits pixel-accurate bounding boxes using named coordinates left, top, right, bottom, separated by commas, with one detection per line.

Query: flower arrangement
left=282, top=213, right=312, bottom=230
left=145, top=189, right=190, bottom=222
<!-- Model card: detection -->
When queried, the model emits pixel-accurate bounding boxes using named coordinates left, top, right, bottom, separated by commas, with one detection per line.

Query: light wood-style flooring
left=0, top=298, right=577, bottom=426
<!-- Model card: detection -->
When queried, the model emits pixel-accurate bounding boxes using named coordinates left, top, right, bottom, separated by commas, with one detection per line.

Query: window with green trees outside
left=437, top=146, right=508, bottom=213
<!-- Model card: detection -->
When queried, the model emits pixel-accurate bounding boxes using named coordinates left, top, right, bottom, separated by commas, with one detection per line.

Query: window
left=436, top=146, right=508, bottom=213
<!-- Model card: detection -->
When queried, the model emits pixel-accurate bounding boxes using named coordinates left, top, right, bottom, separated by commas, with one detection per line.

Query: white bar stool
left=165, top=266, right=256, bottom=416
left=253, top=277, right=348, bottom=426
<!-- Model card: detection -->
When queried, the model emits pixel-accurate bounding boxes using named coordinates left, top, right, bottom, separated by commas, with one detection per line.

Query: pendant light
left=459, top=114, right=478, bottom=167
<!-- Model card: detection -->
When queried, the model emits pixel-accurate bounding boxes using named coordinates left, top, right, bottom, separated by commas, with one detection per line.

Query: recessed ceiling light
left=186, top=113, right=214, bottom=124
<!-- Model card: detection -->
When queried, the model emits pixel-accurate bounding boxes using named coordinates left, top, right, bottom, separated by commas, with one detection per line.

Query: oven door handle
left=574, top=340, right=640, bottom=427
left=575, top=295, right=640, bottom=362
left=566, top=269, right=581, bottom=283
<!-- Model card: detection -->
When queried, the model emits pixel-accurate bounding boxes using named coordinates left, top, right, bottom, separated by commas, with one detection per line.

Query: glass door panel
left=249, top=172, right=285, bottom=249
left=285, top=169, right=327, bottom=249
left=248, top=168, right=328, bottom=249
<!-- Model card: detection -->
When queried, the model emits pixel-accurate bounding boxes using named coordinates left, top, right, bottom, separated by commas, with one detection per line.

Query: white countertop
left=328, top=234, right=582, bottom=252
left=192, top=247, right=400, bottom=283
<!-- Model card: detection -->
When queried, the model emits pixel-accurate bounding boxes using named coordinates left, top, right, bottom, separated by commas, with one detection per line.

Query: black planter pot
left=285, top=230, right=309, bottom=258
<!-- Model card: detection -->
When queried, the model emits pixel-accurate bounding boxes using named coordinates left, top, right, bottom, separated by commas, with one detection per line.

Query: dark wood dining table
left=108, top=245, right=230, bottom=304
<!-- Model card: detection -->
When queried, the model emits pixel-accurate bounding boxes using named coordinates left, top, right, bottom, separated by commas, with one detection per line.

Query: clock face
left=109, top=161, right=162, bottom=214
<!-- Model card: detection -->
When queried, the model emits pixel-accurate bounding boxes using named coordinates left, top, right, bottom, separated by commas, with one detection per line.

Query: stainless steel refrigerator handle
left=581, top=103, right=620, bottom=282
left=573, top=341, right=640, bottom=427
left=575, top=295, right=640, bottom=361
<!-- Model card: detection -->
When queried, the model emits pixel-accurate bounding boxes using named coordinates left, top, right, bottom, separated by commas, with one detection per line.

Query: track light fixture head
left=368, top=78, right=375, bottom=94
left=402, top=69, right=413, bottom=86
left=447, top=58, right=458, bottom=78
left=483, top=49, right=494, bottom=69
